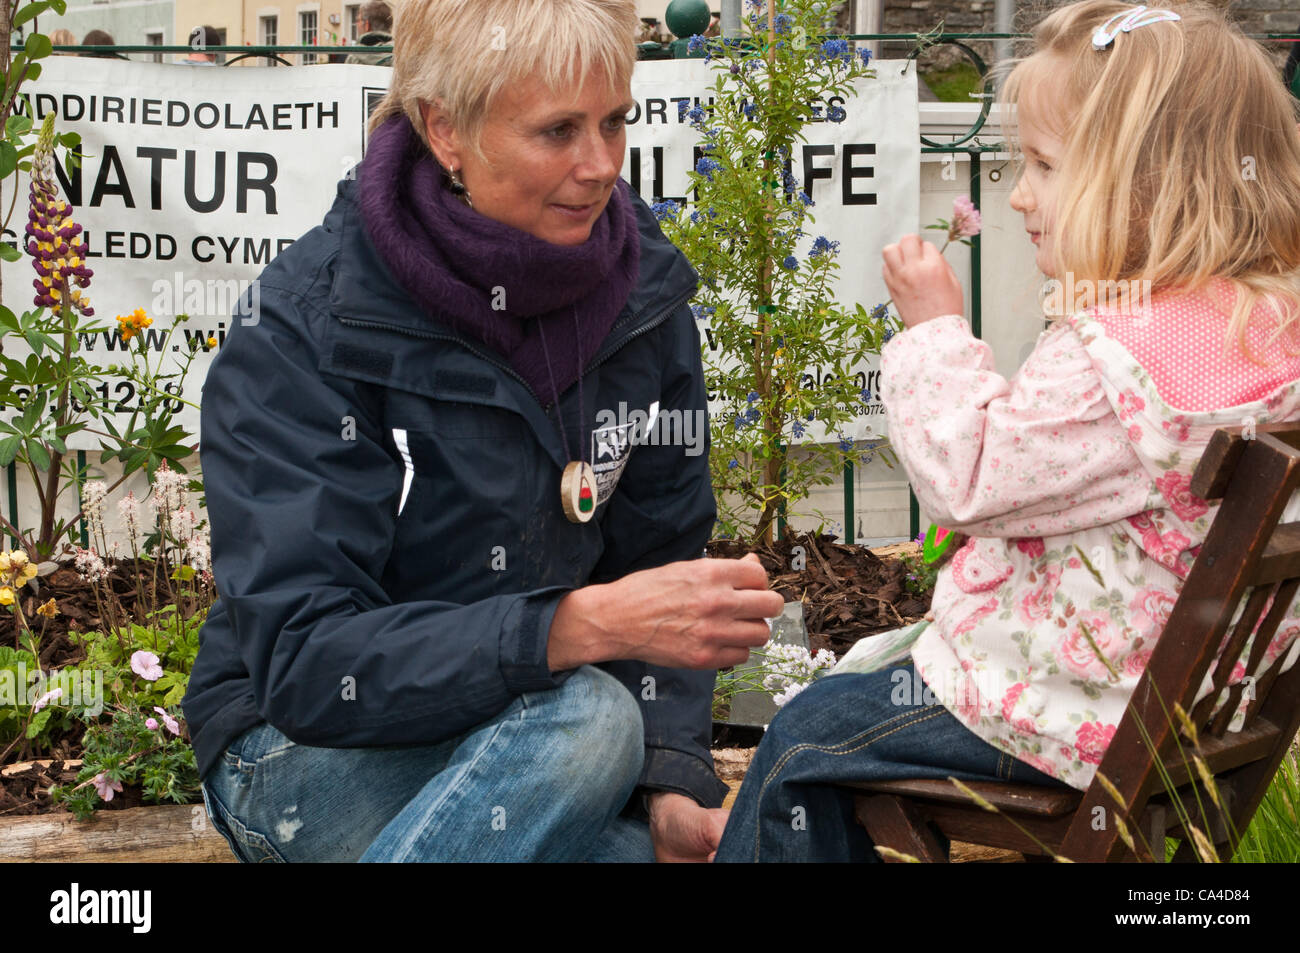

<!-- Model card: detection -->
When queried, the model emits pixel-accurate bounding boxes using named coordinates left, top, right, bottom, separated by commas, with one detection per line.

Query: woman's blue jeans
left=714, top=660, right=1073, bottom=862
left=200, top=665, right=655, bottom=862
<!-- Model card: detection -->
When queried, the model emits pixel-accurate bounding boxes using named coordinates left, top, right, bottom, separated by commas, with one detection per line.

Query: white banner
left=0, top=57, right=917, bottom=451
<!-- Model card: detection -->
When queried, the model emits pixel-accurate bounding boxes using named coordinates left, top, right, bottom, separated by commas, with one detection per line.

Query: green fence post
left=5, top=462, right=16, bottom=550
left=78, top=450, right=88, bottom=548
left=843, top=457, right=854, bottom=544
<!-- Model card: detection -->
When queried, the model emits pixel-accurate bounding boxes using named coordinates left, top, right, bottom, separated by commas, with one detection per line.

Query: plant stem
left=756, top=0, right=780, bottom=545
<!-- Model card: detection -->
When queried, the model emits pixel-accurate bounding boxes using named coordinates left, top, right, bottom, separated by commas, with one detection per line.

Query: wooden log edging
left=0, top=804, right=237, bottom=862
left=1, top=760, right=235, bottom=862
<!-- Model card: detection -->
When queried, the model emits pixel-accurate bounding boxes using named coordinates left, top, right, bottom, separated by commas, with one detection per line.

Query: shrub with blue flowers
left=656, top=0, right=900, bottom=544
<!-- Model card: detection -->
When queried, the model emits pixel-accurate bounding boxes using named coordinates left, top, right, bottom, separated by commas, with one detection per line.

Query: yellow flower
left=22, top=563, right=37, bottom=582
left=0, top=552, right=10, bottom=573
left=36, top=598, right=58, bottom=619
left=207, top=336, right=217, bottom=348
left=8, top=550, right=28, bottom=569
left=0, top=587, right=12, bottom=606
left=121, top=327, right=135, bottom=343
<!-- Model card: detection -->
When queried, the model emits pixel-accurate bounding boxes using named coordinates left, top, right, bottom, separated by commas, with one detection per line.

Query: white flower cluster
left=72, top=462, right=212, bottom=580
left=149, top=462, right=211, bottom=573
left=81, top=480, right=108, bottom=544
left=761, top=643, right=837, bottom=707
left=117, top=490, right=140, bottom=540
left=147, top=462, right=188, bottom=523
left=73, top=546, right=109, bottom=583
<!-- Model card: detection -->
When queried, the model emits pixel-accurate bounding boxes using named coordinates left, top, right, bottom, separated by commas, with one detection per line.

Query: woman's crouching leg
left=360, top=665, right=644, bottom=862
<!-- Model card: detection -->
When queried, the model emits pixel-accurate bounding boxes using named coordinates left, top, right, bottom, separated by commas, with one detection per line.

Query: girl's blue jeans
left=714, top=660, right=1073, bottom=862
left=199, top=665, right=656, bottom=862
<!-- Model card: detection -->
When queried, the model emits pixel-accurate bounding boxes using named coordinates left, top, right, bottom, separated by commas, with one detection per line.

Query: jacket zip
left=336, top=287, right=695, bottom=412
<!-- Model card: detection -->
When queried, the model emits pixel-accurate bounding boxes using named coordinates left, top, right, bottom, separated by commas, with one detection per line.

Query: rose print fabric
left=871, top=280, right=1300, bottom=789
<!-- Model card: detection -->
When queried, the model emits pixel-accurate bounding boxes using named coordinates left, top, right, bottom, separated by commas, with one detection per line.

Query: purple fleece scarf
left=357, top=113, right=641, bottom=404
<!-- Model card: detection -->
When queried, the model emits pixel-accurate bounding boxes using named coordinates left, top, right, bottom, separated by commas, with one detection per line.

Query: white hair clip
left=1092, top=5, right=1181, bottom=50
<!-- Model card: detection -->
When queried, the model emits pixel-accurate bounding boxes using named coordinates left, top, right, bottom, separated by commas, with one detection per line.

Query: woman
left=181, top=0, right=782, bottom=863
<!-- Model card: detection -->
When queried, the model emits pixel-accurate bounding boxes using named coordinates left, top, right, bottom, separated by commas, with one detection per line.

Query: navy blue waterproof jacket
left=181, top=174, right=728, bottom=810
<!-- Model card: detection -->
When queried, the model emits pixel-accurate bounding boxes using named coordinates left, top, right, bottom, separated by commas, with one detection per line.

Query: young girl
left=715, top=0, right=1300, bottom=863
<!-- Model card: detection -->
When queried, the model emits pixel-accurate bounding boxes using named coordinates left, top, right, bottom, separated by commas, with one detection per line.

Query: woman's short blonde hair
left=369, top=0, right=641, bottom=166
left=997, top=0, right=1300, bottom=357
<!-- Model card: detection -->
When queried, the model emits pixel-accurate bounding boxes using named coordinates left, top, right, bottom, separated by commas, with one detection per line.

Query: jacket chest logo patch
left=590, top=401, right=657, bottom=505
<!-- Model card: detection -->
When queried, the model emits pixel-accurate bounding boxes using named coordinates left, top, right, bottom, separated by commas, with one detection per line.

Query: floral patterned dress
left=834, top=277, right=1300, bottom=789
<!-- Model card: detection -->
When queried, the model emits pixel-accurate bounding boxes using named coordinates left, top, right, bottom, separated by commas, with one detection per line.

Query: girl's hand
left=882, top=234, right=965, bottom=329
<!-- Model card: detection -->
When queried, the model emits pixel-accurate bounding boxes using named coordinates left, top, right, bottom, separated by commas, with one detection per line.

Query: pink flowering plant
left=65, top=465, right=210, bottom=723
left=50, top=648, right=198, bottom=819
left=9, top=463, right=212, bottom=814
left=50, top=612, right=200, bottom=819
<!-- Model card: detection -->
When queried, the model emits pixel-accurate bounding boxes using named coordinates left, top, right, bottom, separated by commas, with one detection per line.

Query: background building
left=41, top=0, right=176, bottom=61
left=174, top=1, right=374, bottom=66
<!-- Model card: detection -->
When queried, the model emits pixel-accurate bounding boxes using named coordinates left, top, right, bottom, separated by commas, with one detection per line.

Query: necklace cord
left=537, top=306, right=585, bottom=465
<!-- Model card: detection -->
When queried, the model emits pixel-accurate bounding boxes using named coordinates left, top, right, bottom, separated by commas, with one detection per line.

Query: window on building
left=299, top=10, right=318, bottom=65
left=260, top=15, right=279, bottom=65
left=346, top=4, right=361, bottom=42
left=145, top=30, right=163, bottom=64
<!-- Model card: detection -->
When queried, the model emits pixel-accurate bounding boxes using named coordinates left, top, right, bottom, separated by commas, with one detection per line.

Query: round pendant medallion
left=560, top=461, right=598, bottom=523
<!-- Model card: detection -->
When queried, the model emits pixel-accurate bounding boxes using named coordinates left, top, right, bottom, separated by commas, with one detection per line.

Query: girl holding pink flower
left=718, top=0, right=1300, bottom=861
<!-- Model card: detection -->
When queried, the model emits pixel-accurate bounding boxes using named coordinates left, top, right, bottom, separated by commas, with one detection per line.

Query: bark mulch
left=705, top=530, right=931, bottom=658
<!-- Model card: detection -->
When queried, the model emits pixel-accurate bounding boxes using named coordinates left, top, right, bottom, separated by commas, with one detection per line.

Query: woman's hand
left=548, top=552, right=782, bottom=671
left=882, top=234, right=965, bottom=329
left=648, top=791, right=729, bottom=862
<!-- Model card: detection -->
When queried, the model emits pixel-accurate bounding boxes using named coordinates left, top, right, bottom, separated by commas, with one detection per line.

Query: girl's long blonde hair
left=999, top=0, right=1300, bottom=359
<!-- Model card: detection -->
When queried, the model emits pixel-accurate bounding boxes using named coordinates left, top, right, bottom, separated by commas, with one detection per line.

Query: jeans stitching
left=752, top=707, right=949, bottom=861
left=761, top=698, right=944, bottom=766
left=202, top=773, right=288, bottom=863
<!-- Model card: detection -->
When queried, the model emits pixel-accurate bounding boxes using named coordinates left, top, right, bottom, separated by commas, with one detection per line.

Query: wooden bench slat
left=841, top=778, right=1082, bottom=817
left=1252, top=521, right=1300, bottom=586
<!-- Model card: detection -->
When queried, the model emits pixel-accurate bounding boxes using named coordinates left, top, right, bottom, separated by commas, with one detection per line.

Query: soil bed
left=0, top=557, right=197, bottom=671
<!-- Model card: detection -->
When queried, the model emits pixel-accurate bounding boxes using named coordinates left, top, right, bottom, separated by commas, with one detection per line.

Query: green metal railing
left=6, top=33, right=1300, bottom=551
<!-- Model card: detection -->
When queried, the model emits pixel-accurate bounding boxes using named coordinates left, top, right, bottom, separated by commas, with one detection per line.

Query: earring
left=447, top=167, right=473, bottom=209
